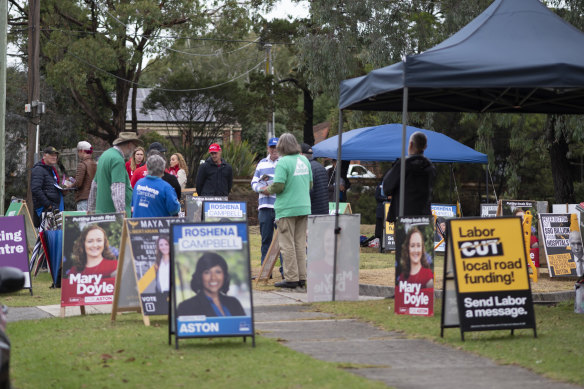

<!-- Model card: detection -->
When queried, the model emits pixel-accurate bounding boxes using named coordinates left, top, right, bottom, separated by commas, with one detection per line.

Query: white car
left=326, top=164, right=376, bottom=179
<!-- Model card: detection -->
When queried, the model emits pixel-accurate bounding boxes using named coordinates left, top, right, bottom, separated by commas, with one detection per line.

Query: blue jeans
left=258, top=208, right=283, bottom=276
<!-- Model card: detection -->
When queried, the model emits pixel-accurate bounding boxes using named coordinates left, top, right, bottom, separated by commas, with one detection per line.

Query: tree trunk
left=303, top=88, right=314, bottom=145
left=546, top=115, right=574, bottom=203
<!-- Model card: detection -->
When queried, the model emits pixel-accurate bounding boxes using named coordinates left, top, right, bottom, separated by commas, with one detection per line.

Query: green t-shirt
left=273, top=154, right=313, bottom=219
left=94, top=147, right=132, bottom=215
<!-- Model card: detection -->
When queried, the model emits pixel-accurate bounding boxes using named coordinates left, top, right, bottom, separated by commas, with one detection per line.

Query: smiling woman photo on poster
left=68, top=224, right=118, bottom=278
left=177, top=252, right=245, bottom=317
left=155, top=236, right=171, bottom=293
left=399, top=227, right=433, bottom=289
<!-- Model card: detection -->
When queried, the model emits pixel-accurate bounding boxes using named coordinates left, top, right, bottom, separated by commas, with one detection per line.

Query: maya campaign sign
left=171, top=222, right=254, bottom=346
left=539, top=213, right=583, bottom=277
left=124, top=217, right=184, bottom=315
left=202, top=201, right=247, bottom=222
left=394, top=216, right=435, bottom=316
left=61, top=213, right=124, bottom=307
left=449, top=217, right=536, bottom=337
left=0, top=216, right=31, bottom=288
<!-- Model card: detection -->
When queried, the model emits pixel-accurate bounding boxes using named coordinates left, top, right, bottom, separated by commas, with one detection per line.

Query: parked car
left=325, top=164, right=376, bottom=179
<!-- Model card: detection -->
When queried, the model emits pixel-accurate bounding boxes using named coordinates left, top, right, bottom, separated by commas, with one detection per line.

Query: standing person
left=131, top=144, right=182, bottom=200
left=31, top=146, right=64, bottom=228
left=383, top=131, right=436, bottom=222
left=166, top=152, right=188, bottom=190
left=88, top=132, right=142, bottom=216
left=262, top=133, right=312, bottom=289
left=66, top=141, right=97, bottom=211
left=132, top=155, right=180, bottom=218
left=125, top=146, right=146, bottom=180
left=196, top=143, right=233, bottom=196
left=301, top=143, right=329, bottom=215
left=374, top=183, right=387, bottom=242
left=251, top=137, right=279, bottom=268
left=327, top=159, right=346, bottom=202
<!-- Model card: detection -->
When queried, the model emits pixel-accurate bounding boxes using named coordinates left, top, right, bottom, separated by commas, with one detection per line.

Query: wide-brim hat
left=112, top=132, right=143, bottom=146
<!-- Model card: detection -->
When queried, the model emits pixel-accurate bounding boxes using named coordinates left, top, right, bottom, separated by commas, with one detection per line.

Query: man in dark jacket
left=31, top=146, right=64, bottom=227
left=196, top=143, right=233, bottom=196
left=301, top=143, right=329, bottom=215
left=383, top=131, right=436, bottom=222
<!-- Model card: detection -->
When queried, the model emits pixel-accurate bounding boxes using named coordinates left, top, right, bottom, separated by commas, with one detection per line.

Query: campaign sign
left=394, top=216, right=435, bottom=316
left=480, top=204, right=498, bottom=218
left=61, top=213, right=124, bottom=307
left=382, top=202, right=395, bottom=251
left=539, top=214, right=582, bottom=277
left=126, top=217, right=184, bottom=315
left=432, top=204, right=457, bottom=252
left=450, top=217, right=536, bottom=335
left=328, top=202, right=352, bottom=215
left=184, top=196, right=227, bottom=222
left=171, top=222, right=254, bottom=343
left=498, top=200, right=540, bottom=266
left=203, top=201, right=247, bottom=222
left=0, top=216, right=31, bottom=288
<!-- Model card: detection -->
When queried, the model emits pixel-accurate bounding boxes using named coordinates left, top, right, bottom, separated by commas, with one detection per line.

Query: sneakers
left=274, top=280, right=299, bottom=288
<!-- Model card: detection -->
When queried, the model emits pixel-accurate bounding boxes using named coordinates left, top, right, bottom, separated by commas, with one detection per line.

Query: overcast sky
left=264, top=0, right=309, bottom=20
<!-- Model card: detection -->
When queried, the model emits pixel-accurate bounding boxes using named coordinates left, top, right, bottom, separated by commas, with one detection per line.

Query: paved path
left=7, top=290, right=582, bottom=389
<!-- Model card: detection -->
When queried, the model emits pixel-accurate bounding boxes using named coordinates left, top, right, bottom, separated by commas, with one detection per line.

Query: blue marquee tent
left=312, top=124, right=487, bottom=164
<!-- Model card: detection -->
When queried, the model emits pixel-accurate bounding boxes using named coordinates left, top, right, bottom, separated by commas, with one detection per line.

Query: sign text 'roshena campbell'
left=170, top=222, right=254, bottom=347
left=394, top=216, right=435, bottom=316
left=202, top=201, right=247, bottom=222
left=61, top=213, right=125, bottom=307
left=448, top=217, right=536, bottom=338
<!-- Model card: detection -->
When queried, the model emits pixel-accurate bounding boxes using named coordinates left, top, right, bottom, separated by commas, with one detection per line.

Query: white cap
left=77, top=141, right=92, bottom=151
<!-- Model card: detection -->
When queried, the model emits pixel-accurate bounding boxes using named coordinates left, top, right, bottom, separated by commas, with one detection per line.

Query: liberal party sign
left=202, top=201, right=247, bottom=222
left=449, top=217, right=536, bottom=336
left=171, top=222, right=254, bottom=346
left=539, top=213, right=582, bottom=277
left=61, top=213, right=124, bottom=307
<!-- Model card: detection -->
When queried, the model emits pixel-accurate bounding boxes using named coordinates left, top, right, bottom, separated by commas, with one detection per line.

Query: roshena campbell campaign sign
left=447, top=217, right=536, bottom=340
left=170, top=222, right=254, bottom=348
left=61, top=213, right=124, bottom=307
left=202, top=201, right=247, bottom=222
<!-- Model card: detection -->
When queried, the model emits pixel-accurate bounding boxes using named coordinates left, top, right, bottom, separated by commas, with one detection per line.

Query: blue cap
left=268, top=137, right=279, bottom=147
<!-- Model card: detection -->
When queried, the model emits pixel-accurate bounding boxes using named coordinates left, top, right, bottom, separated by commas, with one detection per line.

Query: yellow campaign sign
left=450, top=218, right=529, bottom=293
left=384, top=203, right=394, bottom=234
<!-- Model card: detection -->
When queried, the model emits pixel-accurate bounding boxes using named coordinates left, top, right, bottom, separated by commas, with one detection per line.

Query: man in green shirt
left=263, top=133, right=313, bottom=289
left=88, top=132, right=143, bottom=215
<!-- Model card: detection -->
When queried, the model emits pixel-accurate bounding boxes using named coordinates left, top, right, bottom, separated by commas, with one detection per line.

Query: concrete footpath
left=6, top=290, right=582, bottom=389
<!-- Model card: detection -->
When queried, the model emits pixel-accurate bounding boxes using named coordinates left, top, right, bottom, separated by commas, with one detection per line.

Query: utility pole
left=264, top=44, right=275, bottom=142
left=26, top=0, right=40, bottom=209
left=0, top=0, right=7, bottom=214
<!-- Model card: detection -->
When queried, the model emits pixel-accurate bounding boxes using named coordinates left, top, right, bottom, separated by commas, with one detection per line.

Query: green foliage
left=221, top=141, right=258, bottom=177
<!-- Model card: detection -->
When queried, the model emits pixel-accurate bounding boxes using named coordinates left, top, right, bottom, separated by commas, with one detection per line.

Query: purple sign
left=0, top=216, right=31, bottom=287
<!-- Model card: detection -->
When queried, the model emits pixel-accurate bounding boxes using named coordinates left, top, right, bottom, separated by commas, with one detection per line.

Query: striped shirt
left=251, top=155, right=279, bottom=209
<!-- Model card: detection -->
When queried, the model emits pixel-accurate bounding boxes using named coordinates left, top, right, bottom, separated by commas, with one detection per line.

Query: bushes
left=222, top=141, right=258, bottom=178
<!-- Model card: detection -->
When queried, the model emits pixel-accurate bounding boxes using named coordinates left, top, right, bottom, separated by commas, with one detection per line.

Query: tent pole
left=332, top=109, right=343, bottom=301
left=399, top=87, right=409, bottom=217
left=485, top=165, right=489, bottom=204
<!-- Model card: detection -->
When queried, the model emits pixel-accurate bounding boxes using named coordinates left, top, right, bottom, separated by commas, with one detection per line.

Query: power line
left=68, top=51, right=266, bottom=92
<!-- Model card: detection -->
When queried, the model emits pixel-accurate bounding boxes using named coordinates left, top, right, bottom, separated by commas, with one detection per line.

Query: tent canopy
left=339, top=0, right=584, bottom=114
left=312, top=124, right=487, bottom=164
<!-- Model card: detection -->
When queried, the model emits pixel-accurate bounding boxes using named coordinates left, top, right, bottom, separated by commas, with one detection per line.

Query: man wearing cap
left=251, top=137, right=280, bottom=269
left=196, top=143, right=233, bottom=196
left=31, top=146, right=64, bottom=227
left=131, top=143, right=181, bottom=200
left=301, top=143, right=329, bottom=215
left=65, top=141, right=97, bottom=211
left=88, top=132, right=142, bottom=215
